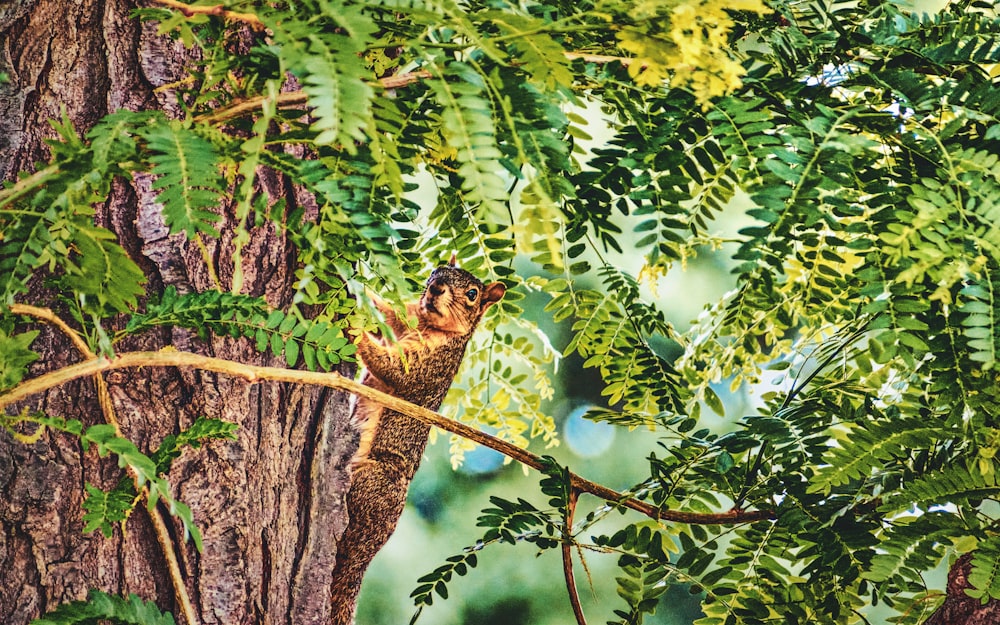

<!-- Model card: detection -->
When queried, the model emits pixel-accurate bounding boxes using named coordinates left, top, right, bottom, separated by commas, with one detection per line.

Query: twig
left=0, top=164, right=60, bottom=208
left=0, top=347, right=775, bottom=526
left=8, top=305, right=200, bottom=625
left=564, top=52, right=635, bottom=66
left=562, top=489, right=587, bottom=625
left=192, top=70, right=433, bottom=125
left=195, top=54, right=634, bottom=123
left=379, top=69, right=434, bottom=90
left=195, top=91, right=308, bottom=125
left=146, top=0, right=265, bottom=30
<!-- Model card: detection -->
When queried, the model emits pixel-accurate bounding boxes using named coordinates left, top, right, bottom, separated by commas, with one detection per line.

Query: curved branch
left=9, top=304, right=92, bottom=355
left=6, top=306, right=199, bottom=625
left=1, top=349, right=775, bottom=526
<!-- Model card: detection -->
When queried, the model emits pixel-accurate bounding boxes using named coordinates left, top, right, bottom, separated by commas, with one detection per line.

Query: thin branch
left=564, top=52, right=634, bottom=66
left=562, top=489, right=587, bottom=625
left=9, top=305, right=92, bottom=355
left=8, top=306, right=199, bottom=625
left=0, top=348, right=775, bottom=526
left=380, top=69, right=434, bottom=90
left=0, top=164, right=60, bottom=208
left=196, top=53, right=634, bottom=124
left=195, top=91, right=308, bottom=125
left=193, top=70, right=436, bottom=126
left=146, top=0, right=265, bottom=30
left=193, top=68, right=436, bottom=125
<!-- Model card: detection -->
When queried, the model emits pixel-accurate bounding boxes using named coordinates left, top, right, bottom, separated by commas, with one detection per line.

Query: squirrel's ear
left=481, top=282, right=506, bottom=309
left=448, top=253, right=457, bottom=267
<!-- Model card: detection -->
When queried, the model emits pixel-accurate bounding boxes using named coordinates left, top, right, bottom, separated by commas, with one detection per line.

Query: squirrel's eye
left=465, top=288, right=479, bottom=302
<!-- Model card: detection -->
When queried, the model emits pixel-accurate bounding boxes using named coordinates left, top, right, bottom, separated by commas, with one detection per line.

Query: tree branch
left=7, top=305, right=199, bottom=625
left=562, top=489, right=587, bottom=625
left=194, top=54, right=635, bottom=124
left=146, top=0, right=265, bottom=30
left=1, top=349, right=775, bottom=526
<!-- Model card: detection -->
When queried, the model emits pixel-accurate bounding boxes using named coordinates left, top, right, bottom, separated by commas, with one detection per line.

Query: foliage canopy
left=3, top=0, right=1000, bottom=623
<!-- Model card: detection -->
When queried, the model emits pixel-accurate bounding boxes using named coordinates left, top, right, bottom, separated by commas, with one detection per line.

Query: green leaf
left=82, top=479, right=137, bottom=538
left=968, top=538, right=1000, bottom=602
left=150, top=416, right=239, bottom=475
left=30, top=589, right=175, bottom=625
left=429, top=62, right=509, bottom=220
left=138, top=118, right=226, bottom=238
left=0, top=328, right=39, bottom=391
left=64, top=223, right=146, bottom=313
left=124, top=288, right=353, bottom=370
left=264, top=5, right=376, bottom=152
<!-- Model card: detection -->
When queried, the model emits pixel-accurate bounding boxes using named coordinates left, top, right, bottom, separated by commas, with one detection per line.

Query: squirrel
left=329, top=258, right=506, bottom=625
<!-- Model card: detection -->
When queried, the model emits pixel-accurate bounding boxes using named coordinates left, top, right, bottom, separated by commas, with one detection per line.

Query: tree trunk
left=923, top=553, right=1000, bottom=625
left=0, top=2, right=358, bottom=623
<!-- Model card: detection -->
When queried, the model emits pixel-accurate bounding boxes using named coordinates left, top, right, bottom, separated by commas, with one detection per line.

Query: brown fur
left=329, top=262, right=505, bottom=624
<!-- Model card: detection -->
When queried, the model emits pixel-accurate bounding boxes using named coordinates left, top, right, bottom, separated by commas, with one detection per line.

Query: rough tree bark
left=924, top=553, right=1000, bottom=625
left=0, top=1, right=358, bottom=623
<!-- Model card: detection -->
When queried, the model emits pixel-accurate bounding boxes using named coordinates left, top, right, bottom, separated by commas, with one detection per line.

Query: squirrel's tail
left=329, top=457, right=411, bottom=624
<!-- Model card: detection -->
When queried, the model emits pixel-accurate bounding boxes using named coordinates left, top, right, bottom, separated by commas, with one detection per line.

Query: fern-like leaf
left=863, top=512, right=967, bottom=586
left=299, top=33, right=375, bottom=149
left=0, top=212, right=49, bottom=304
left=264, top=4, right=376, bottom=151
left=809, top=420, right=947, bottom=494
left=86, top=109, right=149, bottom=174
left=150, top=416, right=239, bottom=475
left=0, top=328, right=39, bottom=391
left=82, top=478, right=137, bottom=539
left=429, top=62, right=509, bottom=220
left=30, top=589, right=175, bottom=625
left=125, top=287, right=355, bottom=370
left=138, top=119, right=225, bottom=238
left=883, top=464, right=1000, bottom=514
left=64, top=223, right=146, bottom=313
left=959, top=271, right=999, bottom=369
left=485, top=12, right=574, bottom=91
left=968, top=537, right=1000, bottom=603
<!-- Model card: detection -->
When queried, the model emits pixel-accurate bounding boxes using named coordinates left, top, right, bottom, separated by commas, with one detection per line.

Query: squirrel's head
left=419, top=257, right=506, bottom=335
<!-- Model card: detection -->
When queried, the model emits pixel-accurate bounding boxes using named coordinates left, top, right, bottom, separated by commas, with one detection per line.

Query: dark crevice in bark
left=287, top=386, right=325, bottom=624
left=258, top=526, right=271, bottom=618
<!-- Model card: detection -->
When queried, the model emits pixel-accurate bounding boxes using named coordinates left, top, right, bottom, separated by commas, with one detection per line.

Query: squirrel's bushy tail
left=329, top=434, right=419, bottom=624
